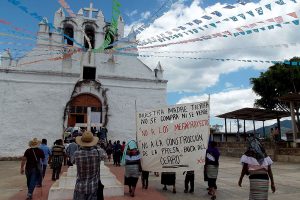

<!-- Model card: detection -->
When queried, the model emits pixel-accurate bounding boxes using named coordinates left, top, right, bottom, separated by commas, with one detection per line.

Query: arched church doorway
left=67, top=93, right=102, bottom=127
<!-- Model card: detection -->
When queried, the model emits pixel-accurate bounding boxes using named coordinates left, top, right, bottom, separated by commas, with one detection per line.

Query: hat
left=76, top=131, right=99, bottom=147
left=127, top=140, right=138, bottom=150
left=29, top=138, right=41, bottom=148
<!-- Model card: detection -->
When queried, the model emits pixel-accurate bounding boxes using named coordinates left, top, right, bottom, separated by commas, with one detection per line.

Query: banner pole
left=208, top=94, right=211, bottom=144
left=135, top=100, right=138, bottom=144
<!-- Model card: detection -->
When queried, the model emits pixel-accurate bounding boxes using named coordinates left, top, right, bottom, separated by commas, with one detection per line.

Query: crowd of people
left=20, top=131, right=276, bottom=200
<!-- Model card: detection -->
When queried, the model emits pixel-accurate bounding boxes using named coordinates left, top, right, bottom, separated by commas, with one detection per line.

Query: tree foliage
left=250, top=57, right=300, bottom=112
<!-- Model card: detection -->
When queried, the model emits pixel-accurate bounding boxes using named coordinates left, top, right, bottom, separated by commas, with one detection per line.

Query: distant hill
left=251, top=119, right=292, bottom=138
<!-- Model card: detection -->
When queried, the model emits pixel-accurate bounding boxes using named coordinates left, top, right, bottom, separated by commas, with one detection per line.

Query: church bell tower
left=36, top=2, right=124, bottom=50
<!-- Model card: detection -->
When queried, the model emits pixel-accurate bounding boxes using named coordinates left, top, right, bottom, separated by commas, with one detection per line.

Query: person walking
left=20, top=138, right=45, bottom=200
left=112, top=141, right=117, bottom=166
left=183, top=170, right=194, bottom=193
left=205, top=141, right=220, bottom=200
left=37, top=138, right=51, bottom=187
left=121, top=140, right=142, bottom=197
left=51, top=139, right=65, bottom=181
left=238, top=135, right=276, bottom=200
left=66, top=139, right=78, bottom=166
left=106, top=140, right=113, bottom=162
left=141, top=170, right=149, bottom=189
left=161, top=172, right=176, bottom=193
left=115, top=140, right=122, bottom=166
left=73, top=131, right=106, bottom=200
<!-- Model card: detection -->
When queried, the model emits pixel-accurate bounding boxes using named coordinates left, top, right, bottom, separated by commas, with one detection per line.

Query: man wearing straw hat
left=73, top=131, right=106, bottom=200
left=20, top=138, right=45, bottom=200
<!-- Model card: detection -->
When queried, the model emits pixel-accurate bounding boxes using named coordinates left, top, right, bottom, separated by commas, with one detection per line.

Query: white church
left=0, top=3, right=167, bottom=157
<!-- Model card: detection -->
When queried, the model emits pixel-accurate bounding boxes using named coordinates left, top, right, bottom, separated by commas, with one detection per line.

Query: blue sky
left=1, top=0, right=299, bottom=129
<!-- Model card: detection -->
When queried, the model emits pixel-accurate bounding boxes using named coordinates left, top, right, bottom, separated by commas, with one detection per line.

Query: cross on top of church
left=83, top=2, right=99, bottom=19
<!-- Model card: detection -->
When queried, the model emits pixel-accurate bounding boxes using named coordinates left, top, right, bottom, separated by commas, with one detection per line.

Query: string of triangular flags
left=0, top=27, right=74, bottom=47
left=112, top=51, right=300, bottom=66
left=0, top=18, right=36, bottom=35
left=138, top=0, right=298, bottom=46
left=120, top=42, right=298, bottom=54
left=116, top=10, right=299, bottom=51
left=107, top=0, right=177, bottom=48
left=14, top=45, right=299, bottom=67
left=6, top=0, right=84, bottom=48
left=18, top=49, right=82, bottom=66
left=0, top=41, right=35, bottom=47
left=0, top=18, right=64, bottom=47
left=134, top=18, right=300, bottom=50
left=57, top=0, right=76, bottom=17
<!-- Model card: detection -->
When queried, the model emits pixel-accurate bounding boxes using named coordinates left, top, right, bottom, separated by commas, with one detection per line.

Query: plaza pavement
left=0, top=156, right=299, bottom=200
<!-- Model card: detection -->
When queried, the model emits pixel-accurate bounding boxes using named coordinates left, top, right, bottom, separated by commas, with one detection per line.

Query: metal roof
left=216, top=107, right=290, bottom=121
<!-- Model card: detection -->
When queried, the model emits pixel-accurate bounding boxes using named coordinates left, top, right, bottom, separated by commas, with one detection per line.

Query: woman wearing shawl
left=121, top=140, right=141, bottom=197
left=238, top=135, right=276, bottom=200
left=205, top=141, right=220, bottom=200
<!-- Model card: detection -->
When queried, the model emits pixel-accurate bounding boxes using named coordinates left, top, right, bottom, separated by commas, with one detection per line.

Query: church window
left=76, top=115, right=84, bottom=123
left=83, top=106, right=87, bottom=113
left=76, top=106, right=83, bottom=113
left=83, top=66, right=96, bottom=80
left=63, top=24, right=74, bottom=46
left=84, top=25, right=95, bottom=49
left=91, top=107, right=102, bottom=112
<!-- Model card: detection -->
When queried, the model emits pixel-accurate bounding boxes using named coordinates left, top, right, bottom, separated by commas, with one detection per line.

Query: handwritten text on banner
left=137, top=101, right=210, bottom=172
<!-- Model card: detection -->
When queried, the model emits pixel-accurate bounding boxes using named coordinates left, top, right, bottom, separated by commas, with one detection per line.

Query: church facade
left=0, top=4, right=167, bottom=157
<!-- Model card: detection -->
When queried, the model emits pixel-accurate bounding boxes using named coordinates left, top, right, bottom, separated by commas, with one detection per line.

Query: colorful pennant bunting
left=265, top=4, right=272, bottom=11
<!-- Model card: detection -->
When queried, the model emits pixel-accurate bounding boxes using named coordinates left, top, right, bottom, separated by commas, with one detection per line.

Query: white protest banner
left=137, top=101, right=210, bottom=172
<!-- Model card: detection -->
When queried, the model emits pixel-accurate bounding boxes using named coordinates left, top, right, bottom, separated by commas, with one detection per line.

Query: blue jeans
left=38, top=164, right=47, bottom=185
left=25, top=168, right=40, bottom=196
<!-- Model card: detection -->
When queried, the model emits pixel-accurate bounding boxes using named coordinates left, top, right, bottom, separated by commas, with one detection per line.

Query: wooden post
left=277, top=117, right=281, bottom=141
left=225, top=118, right=228, bottom=142
left=263, top=121, right=266, bottom=138
left=290, top=101, right=298, bottom=145
left=253, top=120, right=256, bottom=135
left=244, top=120, right=246, bottom=141
left=87, top=107, right=91, bottom=131
left=237, top=119, right=240, bottom=141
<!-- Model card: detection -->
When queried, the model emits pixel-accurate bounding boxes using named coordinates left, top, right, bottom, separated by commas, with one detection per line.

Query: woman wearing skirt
left=205, top=141, right=220, bottom=200
left=161, top=172, right=176, bottom=193
left=122, top=140, right=141, bottom=197
left=238, top=135, right=276, bottom=199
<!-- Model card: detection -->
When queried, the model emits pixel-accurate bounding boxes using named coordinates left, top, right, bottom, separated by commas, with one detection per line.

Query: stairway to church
left=48, top=162, right=124, bottom=200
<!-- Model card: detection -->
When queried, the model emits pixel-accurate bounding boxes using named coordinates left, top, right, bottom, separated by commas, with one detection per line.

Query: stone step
left=48, top=162, right=124, bottom=200
left=48, top=182, right=124, bottom=200
left=59, top=174, right=119, bottom=187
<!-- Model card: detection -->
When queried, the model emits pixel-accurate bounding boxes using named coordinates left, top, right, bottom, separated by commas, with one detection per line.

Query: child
left=183, top=170, right=194, bottom=193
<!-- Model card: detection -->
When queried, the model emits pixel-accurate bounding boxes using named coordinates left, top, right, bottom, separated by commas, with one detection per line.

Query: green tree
left=250, top=57, right=300, bottom=121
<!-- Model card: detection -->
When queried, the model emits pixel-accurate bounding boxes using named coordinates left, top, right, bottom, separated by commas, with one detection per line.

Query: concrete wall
left=217, top=142, right=300, bottom=163
left=0, top=71, right=74, bottom=157
left=0, top=68, right=166, bottom=157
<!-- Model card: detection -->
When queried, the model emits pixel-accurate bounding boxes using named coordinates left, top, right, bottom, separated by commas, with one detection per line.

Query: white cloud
left=177, top=88, right=257, bottom=132
left=177, top=88, right=257, bottom=116
left=176, top=88, right=291, bottom=133
left=123, top=0, right=300, bottom=92
left=126, top=9, right=138, bottom=17
left=225, top=82, right=233, bottom=88
left=141, top=11, right=151, bottom=20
